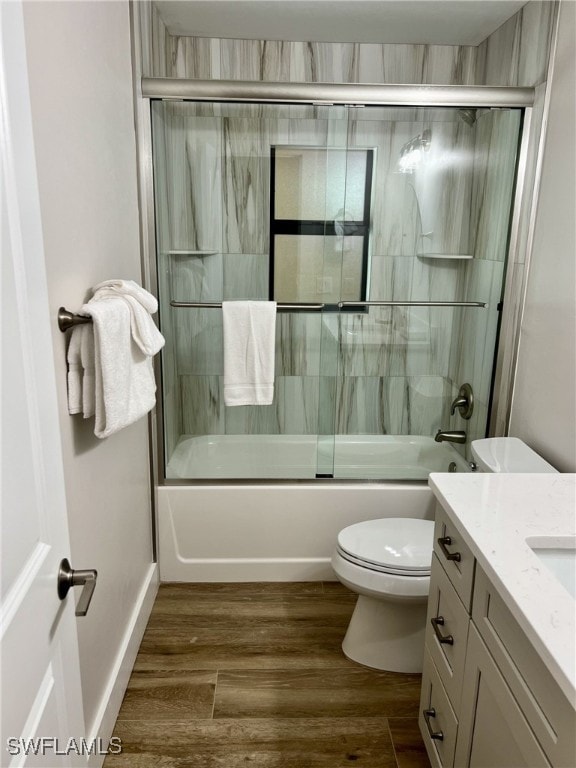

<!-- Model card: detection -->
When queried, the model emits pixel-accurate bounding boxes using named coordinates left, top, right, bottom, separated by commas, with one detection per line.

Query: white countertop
left=428, top=472, right=576, bottom=704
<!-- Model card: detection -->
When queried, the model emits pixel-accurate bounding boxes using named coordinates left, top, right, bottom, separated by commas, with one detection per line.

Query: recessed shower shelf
left=418, top=253, right=473, bottom=260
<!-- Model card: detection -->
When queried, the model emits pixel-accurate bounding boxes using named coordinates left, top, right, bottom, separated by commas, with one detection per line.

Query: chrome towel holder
left=58, top=307, right=92, bottom=333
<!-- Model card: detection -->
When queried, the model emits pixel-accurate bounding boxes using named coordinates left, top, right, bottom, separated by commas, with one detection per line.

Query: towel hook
left=58, top=307, right=92, bottom=333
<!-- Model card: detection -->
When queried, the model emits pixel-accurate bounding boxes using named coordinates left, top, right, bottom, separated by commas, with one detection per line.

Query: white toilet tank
left=471, top=437, right=558, bottom=473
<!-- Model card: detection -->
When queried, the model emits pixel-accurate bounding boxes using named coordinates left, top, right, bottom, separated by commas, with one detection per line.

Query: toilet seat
left=336, top=518, right=434, bottom=576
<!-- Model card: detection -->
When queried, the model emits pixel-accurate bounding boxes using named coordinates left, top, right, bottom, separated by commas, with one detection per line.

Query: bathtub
left=158, top=434, right=469, bottom=582
left=166, top=434, right=468, bottom=480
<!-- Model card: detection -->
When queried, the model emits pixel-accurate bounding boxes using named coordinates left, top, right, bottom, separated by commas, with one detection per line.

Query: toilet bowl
left=331, top=518, right=433, bottom=673
left=332, top=437, right=557, bottom=674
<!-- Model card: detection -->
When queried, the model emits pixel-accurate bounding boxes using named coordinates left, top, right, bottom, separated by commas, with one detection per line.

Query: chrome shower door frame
left=132, top=73, right=538, bottom=495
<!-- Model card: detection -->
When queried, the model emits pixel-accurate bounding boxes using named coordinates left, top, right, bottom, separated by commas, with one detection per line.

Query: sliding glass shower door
left=151, top=99, right=523, bottom=481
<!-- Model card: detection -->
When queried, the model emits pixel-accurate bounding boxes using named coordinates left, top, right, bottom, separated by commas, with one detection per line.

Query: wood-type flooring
left=104, top=582, right=431, bottom=768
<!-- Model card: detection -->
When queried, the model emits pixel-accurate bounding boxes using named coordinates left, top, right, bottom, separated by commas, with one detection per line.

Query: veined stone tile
left=357, top=44, right=476, bottom=86
left=516, top=2, right=557, bottom=87
left=289, top=42, right=359, bottom=83
left=158, top=110, right=223, bottom=252
left=220, top=39, right=291, bottom=81
left=224, top=381, right=282, bottom=435
left=335, top=376, right=386, bottom=434
left=406, top=376, right=452, bottom=436
left=369, top=256, right=414, bottom=302
left=223, top=253, right=269, bottom=300
left=168, top=36, right=217, bottom=79
left=180, top=375, right=224, bottom=435
left=276, top=313, right=323, bottom=377
left=174, top=307, right=223, bottom=376
left=168, top=251, right=224, bottom=304
left=478, top=1, right=556, bottom=88
left=453, top=259, right=505, bottom=407
left=469, top=110, right=522, bottom=262
left=413, top=120, right=474, bottom=258
left=279, top=376, right=320, bottom=435
left=222, top=117, right=271, bottom=254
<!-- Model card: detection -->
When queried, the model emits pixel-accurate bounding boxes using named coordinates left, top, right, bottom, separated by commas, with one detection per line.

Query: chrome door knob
left=57, top=558, right=97, bottom=617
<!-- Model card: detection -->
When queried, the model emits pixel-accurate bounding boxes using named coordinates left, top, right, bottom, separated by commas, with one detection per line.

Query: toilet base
left=342, top=594, right=427, bottom=673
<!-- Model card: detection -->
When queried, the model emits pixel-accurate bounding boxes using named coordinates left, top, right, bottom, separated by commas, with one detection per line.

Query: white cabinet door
left=455, top=626, right=550, bottom=768
left=1, top=3, right=85, bottom=764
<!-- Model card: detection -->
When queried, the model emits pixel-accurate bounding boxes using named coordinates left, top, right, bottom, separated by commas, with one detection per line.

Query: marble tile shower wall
left=143, top=0, right=558, bottom=451
left=153, top=102, right=474, bottom=439
left=473, top=1, right=558, bottom=435
left=163, top=36, right=478, bottom=86
left=445, top=109, right=522, bottom=450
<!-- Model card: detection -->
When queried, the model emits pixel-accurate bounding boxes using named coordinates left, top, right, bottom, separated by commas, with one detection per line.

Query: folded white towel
left=93, top=279, right=158, bottom=314
left=82, top=297, right=159, bottom=439
left=80, top=324, right=95, bottom=418
left=92, top=281, right=164, bottom=356
left=66, top=326, right=83, bottom=414
left=222, top=301, right=276, bottom=406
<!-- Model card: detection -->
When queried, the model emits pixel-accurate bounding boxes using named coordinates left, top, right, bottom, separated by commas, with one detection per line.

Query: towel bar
left=170, top=301, right=326, bottom=310
left=58, top=307, right=92, bottom=333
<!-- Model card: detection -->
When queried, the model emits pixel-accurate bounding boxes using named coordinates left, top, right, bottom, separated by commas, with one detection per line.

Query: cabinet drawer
left=433, top=504, right=475, bottom=610
left=426, top=553, right=470, bottom=711
left=473, top=566, right=576, bottom=767
left=420, top=647, right=458, bottom=768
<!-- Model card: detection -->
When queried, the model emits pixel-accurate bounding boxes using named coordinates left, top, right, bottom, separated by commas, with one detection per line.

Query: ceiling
left=154, top=0, right=527, bottom=46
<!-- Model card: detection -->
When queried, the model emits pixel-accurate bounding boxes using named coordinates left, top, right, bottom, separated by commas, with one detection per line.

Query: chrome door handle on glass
left=438, top=536, right=461, bottom=562
left=57, top=558, right=98, bottom=617
left=431, top=616, right=454, bottom=645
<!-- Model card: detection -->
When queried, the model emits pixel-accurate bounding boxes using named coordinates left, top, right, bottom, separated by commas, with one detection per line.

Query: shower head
left=457, top=108, right=477, bottom=127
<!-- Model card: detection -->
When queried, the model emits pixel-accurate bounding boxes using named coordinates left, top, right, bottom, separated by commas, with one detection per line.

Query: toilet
left=331, top=437, right=557, bottom=673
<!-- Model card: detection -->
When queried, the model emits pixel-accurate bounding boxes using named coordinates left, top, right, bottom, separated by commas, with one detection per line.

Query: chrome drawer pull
left=431, top=616, right=454, bottom=645
left=423, top=708, right=444, bottom=741
left=438, top=535, right=461, bottom=562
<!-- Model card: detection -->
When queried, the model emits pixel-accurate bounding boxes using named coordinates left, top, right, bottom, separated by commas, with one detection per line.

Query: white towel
left=92, top=280, right=164, bottom=356
left=82, top=297, right=157, bottom=438
left=80, top=324, right=96, bottom=418
left=93, top=279, right=158, bottom=313
left=66, top=326, right=83, bottom=414
left=222, top=301, right=276, bottom=406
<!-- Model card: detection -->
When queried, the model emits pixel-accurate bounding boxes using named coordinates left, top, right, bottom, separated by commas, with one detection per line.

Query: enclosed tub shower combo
left=143, top=79, right=530, bottom=584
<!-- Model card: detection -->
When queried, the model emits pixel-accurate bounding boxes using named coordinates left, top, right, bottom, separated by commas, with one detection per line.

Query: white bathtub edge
left=158, top=484, right=435, bottom=582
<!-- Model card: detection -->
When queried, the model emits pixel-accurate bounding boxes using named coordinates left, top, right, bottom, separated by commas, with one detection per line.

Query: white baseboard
left=86, top=563, right=158, bottom=767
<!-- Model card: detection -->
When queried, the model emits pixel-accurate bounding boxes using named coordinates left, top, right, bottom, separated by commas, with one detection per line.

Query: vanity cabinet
left=420, top=504, right=576, bottom=768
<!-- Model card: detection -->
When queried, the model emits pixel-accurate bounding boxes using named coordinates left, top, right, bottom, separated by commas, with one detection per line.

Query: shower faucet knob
left=450, top=383, right=474, bottom=420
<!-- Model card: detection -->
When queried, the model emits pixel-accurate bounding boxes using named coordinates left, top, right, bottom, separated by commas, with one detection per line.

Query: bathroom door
left=1, top=3, right=85, bottom=761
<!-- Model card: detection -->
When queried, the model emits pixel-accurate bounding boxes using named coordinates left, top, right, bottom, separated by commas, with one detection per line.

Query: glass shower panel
left=152, top=101, right=346, bottom=479
left=330, top=105, right=523, bottom=478
left=151, top=99, right=523, bottom=482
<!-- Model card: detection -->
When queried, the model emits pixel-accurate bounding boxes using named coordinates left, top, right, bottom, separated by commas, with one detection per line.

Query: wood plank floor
left=104, top=582, right=431, bottom=768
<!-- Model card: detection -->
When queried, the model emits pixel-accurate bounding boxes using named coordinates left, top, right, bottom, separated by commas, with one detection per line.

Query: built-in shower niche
left=151, top=100, right=523, bottom=480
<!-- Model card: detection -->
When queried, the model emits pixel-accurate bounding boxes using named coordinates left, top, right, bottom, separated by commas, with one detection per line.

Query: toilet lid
left=337, top=518, right=434, bottom=574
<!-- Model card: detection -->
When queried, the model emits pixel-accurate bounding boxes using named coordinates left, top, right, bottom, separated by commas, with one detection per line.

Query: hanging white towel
left=222, top=301, right=277, bottom=406
left=80, top=323, right=96, bottom=418
left=93, top=279, right=158, bottom=313
left=81, top=297, right=155, bottom=438
left=92, top=280, right=165, bottom=356
left=66, top=325, right=83, bottom=414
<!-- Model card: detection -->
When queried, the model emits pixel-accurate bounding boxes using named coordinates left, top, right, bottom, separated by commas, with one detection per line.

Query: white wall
left=509, top=0, right=576, bottom=472
left=23, top=0, right=157, bottom=742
